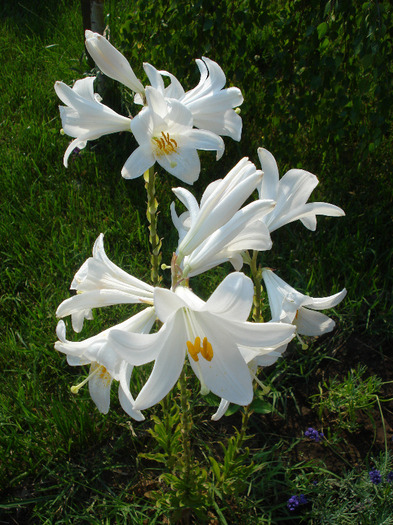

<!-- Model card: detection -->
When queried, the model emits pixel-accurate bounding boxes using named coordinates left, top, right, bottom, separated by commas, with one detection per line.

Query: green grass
left=1, top=0, right=393, bottom=523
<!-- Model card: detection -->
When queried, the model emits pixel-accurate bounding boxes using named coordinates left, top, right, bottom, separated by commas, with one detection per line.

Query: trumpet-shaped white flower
left=258, top=148, right=345, bottom=232
left=55, top=77, right=132, bottom=167
left=55, top=307, right=156, bottom=418
left=140, top=58, right=243, bottom=141
left=85, top=30, right=144, bottom=95
left=56, top=234, right=154, bottom=332
left=262, top=269, right=347, bottom=336
left=172, top=188, right=274, bottom=277
left=109, top=272, right=295, bottom=412
left=174, top=158, right=270, bottom=267
left=122, top=87, right=224, bottom=183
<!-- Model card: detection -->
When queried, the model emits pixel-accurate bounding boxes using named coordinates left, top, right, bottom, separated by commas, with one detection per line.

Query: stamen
left=250, top=369, right=271, bottom=395
left=186, top=336, right=213, bottom=362
left=187, top=337, right=201, bottom=362
left=201, top=337, right=213, bottom=361
left=296, top=332, right=309, bottom=350
left=152, top=131, right=178, bottom=156
left=70, top=363, right=109, bottom=394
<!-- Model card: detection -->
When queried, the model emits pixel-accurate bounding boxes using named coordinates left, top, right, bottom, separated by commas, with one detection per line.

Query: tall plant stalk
left=144, top=166, right=162, bottom=286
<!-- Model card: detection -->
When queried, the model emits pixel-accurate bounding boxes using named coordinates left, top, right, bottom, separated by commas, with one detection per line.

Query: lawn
left=1, top=0, right=393, bottom=523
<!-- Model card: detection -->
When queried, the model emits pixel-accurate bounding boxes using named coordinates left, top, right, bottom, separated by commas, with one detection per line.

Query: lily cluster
left=55, top=31, right=243, bottom=183
left=55, top=134, right=347, bottom=419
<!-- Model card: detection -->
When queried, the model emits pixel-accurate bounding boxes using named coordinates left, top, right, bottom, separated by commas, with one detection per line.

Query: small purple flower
left=304, top=427, right=324, bottom=442
left=369, top=468, right=382, bottom=485
left=299, top=494, right=308, bottom=504
left=287, top=494, right=308, bottom=511
left=387, top=471, right=393, bottom=483
left=287, top=495, right=300, bottom=511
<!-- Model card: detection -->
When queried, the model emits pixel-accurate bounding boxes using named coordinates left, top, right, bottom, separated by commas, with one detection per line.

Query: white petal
left=133, top=311, right=187, bottom=410
left=183, top=129, right=225, bottom=160
left=296, top=308, right=336, bottom=336
left=88, top=363, right=113, bottom=414
left=154, top=287, right=188, bottom=323
left=143, top=62, right=165, bottom=92
left=211, top=399, right=231, bottom=421
left=109, top=326, right=165, bottom=366
left=306, top=288, right=347, bottom=310
left=156, top=147, right=201, bottom=185
left=63, top=138, right=87, bottom=168
left=204, top=272, right=253, bottom=321
left=201, top=311, right=295, bottom=349
left=56, top=290, right=146, bottom=319
left=118, top=362, right=145, bottom=421
left=122, top=144, right=155, bottom=179
left=172, top=188, right=200, bottom=224
left=258, top=148, right=279, bottom=201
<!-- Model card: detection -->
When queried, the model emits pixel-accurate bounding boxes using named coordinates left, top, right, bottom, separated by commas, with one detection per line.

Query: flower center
left=186, top=336, right=213, bottom=362
left=152, top=131, right=178, bottom=156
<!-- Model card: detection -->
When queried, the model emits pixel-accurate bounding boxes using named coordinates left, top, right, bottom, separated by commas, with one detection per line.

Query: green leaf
left=317, top=22, right=328, bottom=40
left=250, top=398, right=273, bottom=414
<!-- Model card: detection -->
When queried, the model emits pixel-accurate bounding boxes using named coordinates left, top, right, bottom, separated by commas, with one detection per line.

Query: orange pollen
left=98, top=366, right=111, bottom=386
left=152, top=131, right=178, bottom=155
left=187, top=336, right=213, bottom=362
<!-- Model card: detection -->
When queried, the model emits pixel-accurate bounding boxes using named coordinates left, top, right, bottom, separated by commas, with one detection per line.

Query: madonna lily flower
left=122, top=87, right=224, bottom=183
left=262, top=269, right=347, bottom=336
left=85, top=30, right=144, bottom=95
left=140, top=58, right=243, bottom=141
left=55, top=77, right=132, bottom=167
left=174, top=157, right=269, bottom=264
left=56, top=234, right=154, bottom=332
left=173, top=198, right=274, bottom=278
left=55, top=307, right=156, bottom=418
left=109, top=272, right=295, bottom=412
left=257, top=148, right=345, bottom=232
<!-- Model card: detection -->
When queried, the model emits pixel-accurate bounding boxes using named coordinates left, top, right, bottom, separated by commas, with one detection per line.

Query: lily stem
left=144, top=166, right=162, bottom=286
left=178, top=366, right=193, bottom=505
left=250, top=250, right=263, bottom=322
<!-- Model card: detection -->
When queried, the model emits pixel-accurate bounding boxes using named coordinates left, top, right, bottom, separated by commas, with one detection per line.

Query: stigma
left=187, top=336, right=213, bottom=362
left=152, top=131, right=178, bottom=156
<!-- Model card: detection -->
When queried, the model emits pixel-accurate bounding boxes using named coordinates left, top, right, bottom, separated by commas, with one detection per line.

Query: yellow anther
left=201, top=337, right=213, bottom=361
left=187, top=336, right=213, bottom=362
left=187, top=340, right=199, bottom=361
left=152, top=131, right=178, bottom=156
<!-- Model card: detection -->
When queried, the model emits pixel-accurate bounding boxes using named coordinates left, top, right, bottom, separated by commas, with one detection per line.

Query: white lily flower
left=56, top=234, right=154, bottom=332
left=257, top=148, right=345, bottom=232
left=109, top=272, right=295, bottom=412
left=55, top=77, right=132, bottom=167
left=122, top=87, right=224, bottom=184
left=262, top=269, right=347, bottom=336
left=55, top=307, right=156, bottom=418
left=173, top=198, right=274, bottom=278
left=141, top=58, right=243, bottom=141
left=174, top=158, right=269, bottom=265
left=85, top=30, right=144, bottom=95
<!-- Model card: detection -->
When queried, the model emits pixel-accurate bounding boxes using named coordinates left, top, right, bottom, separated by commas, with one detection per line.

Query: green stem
left=178, top=366, right=193, bottom=487
left=250, top=250, right=263, bottom=322
left=144, top=166, right=162, bottom=286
